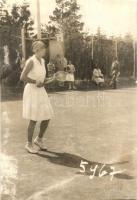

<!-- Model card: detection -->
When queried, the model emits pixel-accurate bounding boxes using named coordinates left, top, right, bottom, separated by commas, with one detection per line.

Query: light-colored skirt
left=66, top=73, right=74, bottom=82
left=23, top=83, right=54, bottom=121
left=92, top=77, right=104, bottom=84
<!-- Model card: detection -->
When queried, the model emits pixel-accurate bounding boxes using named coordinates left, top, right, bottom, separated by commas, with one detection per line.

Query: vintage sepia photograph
left=1, top=0, right=137, bottom=199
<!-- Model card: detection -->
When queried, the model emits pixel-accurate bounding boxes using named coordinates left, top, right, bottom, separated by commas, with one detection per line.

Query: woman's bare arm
left=20, top=59, right=36, bottom=84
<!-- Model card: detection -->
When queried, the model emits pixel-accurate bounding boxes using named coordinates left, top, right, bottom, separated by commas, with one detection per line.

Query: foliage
left=0, top=0, right=135, bottom=86
left=48, top=0, right=85, bottom=77
left=0, top=1, right=34, bottom=85
left=48, top=1, right=135, bottom=79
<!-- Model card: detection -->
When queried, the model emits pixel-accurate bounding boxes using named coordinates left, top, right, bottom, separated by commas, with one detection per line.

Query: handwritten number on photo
left=80, top=160, right=88, bottom=173
left=79, top=160, right=126, bottom=181
left=99, top=164, right=108, bottom=178
left=89, top=165, right=98, bottom=179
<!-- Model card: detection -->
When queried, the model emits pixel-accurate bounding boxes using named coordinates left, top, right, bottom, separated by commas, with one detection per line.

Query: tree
left=48, top=0, right=84, bottom=77
left=0, top=1, right=34, bottom=85
left=0, top=2, right=33, bottom=60
left=47, top=1, right=134, bottom=80
left=118, top=34, right=134, bottom=76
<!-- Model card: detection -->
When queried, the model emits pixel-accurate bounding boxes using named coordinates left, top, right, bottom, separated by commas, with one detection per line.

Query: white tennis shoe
left=25, top=142, right=38, bottom=154
left=34, top=136, right=47, bottom=150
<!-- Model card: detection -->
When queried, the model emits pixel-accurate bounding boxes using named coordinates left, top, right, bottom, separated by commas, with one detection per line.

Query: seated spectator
left=92, top=64, right=104, bottom=86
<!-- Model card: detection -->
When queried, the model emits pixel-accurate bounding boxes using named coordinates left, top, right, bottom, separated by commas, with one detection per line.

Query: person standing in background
left=54, top=55, right=67, bottom=87
left=54, top=54, right=62, bottom=72
left=110, top=57, right=120, bottom=89
left=66, top=60, right=76, bottom=90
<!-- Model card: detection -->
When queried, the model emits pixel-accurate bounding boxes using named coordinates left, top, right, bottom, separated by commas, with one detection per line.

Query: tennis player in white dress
left=20, top=41, right=54, bottom=154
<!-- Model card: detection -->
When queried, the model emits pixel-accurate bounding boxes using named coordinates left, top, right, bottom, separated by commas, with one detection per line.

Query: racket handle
left=44, top=77, right=55, bottom=84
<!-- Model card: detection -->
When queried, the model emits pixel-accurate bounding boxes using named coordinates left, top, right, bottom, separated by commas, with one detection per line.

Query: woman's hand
left=44, top=77, right=55, bottom=84
left=36, top=81, right=45, bottom=87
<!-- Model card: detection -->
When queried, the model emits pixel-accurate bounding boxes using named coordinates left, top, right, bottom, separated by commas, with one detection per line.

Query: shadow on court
left=37, top=150, right=133, bottom=180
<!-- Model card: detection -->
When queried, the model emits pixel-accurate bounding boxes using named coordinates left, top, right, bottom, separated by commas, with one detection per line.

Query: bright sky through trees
left=6, top=0, right=137, bottom=37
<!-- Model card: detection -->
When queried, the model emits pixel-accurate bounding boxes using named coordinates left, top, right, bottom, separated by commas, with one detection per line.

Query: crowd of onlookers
left=46, top=54, right=120, bottom=90
left=0, top=49, right=120, bottom=90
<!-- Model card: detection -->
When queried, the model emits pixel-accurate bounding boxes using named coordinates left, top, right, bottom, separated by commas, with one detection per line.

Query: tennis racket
left=53, top=71, right=67, bottom=82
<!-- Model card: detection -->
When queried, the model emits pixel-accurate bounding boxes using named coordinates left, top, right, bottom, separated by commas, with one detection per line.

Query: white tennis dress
left=66, top=64, right=75, bottom=82
left=23, top=55, right=54, bottom=121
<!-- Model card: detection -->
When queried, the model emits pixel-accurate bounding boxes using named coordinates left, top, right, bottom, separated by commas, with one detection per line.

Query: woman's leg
left=68, top=82, right=71, bottom=89
left=113, top=80, right=117, bottom=89
left=71, top=82, right=73, bottom=88
left=34, top=120, right=50, bottom=150
left=38, top=120, right=50, bottom=138
left=25, top=120, right=37, bottom=153
left=72, top=81, right=76, bottom=89
left=28, top=120, right=37, bottom=143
